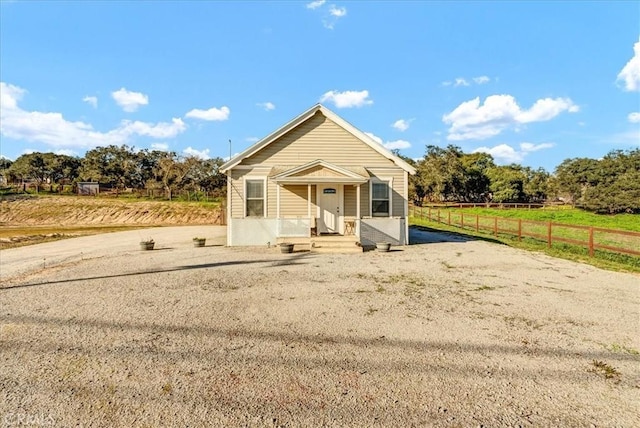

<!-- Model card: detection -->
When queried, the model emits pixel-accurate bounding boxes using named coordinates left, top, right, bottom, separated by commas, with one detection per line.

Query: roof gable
left=221, top=104, right=416, bottom=174
left=271, top=160, right=368, bottom=184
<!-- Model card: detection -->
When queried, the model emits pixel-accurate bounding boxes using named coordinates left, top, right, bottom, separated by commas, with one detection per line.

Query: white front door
left=317, top=184, right=342, bottom=234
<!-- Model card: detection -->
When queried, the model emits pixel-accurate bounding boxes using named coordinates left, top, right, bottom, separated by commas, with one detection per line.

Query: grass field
left=410, top=206, right=640, bottom=273
left=414, top=206, right=640, bottom=231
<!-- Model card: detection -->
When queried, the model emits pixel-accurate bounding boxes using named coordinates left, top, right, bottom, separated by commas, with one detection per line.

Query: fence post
left=494, top=217, right=498, bottom=236
left=475, top=214, right=479, bottom=232
left=518, top=219, right=522, bottom=242
left=448, top=211, right=451, bottom=226
left=428, top=206, right=431, bottom=221
left=589, top=227, right=594, bottom=257
left=437, top=209, right=440, bottom=223
left=460, top=212, right=464, bottom=229
left=547, top=222, right=552, bottom=248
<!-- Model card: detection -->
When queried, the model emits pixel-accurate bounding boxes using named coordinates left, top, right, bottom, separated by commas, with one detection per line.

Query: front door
left=317, top=184, right=342, bottom=234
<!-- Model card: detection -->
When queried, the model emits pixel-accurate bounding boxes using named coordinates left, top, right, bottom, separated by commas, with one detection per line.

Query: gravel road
left=1, top=226, right=638, bottom=427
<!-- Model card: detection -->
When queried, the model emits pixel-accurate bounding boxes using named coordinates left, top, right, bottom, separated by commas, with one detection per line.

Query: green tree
left=486, top=164, right=527, bottom=202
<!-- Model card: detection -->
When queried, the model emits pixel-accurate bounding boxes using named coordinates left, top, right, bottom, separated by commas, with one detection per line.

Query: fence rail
left=409, top=206, right=640, bottom=258
left=417, top=202, right=571, bottom=210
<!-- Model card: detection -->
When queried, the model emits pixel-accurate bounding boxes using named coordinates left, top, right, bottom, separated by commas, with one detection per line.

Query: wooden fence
left=418, top=202, right=569, bottom=210
left=409, top=206, right=640, bottom=258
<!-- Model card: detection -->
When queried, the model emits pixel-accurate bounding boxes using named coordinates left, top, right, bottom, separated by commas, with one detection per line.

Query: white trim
left=226, top=173, right=232, bottom=246
left=220, top=104, right=416, bottom=175
left=243, top=175, right=267, bottom=218
left=356, top=184, right=361, bottom=238
left=272, top=159, right=368, bottom=180
left=370, top=177, right=393, bottom=218
left=276, top=184, right=281, bottom=218
left=404, top=170, right=409, bottom=244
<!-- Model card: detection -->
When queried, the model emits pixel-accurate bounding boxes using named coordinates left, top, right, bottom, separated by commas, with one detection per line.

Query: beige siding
left=244, top=112, right=396, bottom=167
left=290, top=165, right=343, bottom=178
left=344, top=185, right=357, bottom=217
left=360, top=182, right=369, bottom=216
left=280, top=185, right=308, bottom=217
left=367, top=167, right=406, bottom=216
left=229, top=170, right=244, bottom=218
left=229, top=167, right=271, bottom=219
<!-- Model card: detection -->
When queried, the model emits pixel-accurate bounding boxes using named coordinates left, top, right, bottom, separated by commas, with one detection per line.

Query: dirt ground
left=1, top=226, right=638, bottom=427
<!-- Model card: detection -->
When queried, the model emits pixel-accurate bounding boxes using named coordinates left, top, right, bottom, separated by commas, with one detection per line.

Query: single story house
left=220, top=104, right=416, bottom=248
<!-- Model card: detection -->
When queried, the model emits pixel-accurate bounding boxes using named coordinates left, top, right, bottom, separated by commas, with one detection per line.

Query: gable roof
left=220, top=104, right=416, bottom=174
left=270, top=159, right=369, bottom=184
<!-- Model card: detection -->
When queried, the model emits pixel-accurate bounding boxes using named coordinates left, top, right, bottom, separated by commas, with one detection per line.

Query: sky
left=1, top=1, right=639, bottom=171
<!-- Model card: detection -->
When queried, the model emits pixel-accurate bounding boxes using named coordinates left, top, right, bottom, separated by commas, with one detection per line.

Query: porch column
left=307, top=184, right=311, bottom=218
left=276, top=184, right=281, bottom=218
left=356, top=184, right=361, bottom=237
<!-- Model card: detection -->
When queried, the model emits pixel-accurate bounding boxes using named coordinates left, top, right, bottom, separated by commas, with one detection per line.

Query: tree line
left=401, top=145, right=639, bottom=214
left=1, top=144, right=637, bottom=213
left=1, top=145, right=226, bottom=199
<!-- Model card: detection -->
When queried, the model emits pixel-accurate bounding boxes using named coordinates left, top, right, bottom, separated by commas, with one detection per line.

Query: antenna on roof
left=229, top=139, right=232, bottom=161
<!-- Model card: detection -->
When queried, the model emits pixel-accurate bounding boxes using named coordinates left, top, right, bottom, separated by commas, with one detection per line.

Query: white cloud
left=257, top=102, right=275, bottom=111
left=82, top=96, right=98, bottom=108
left=111, top=87, right=149, bottom=112
left=329, top=5, right=347, bottom=17
left=322, top=4, right=347, bottom=29
left=474, top=144, right=523, bottom=163
left=366, top=132, right=411, bottom=150
left=443, top=76, right=491, bottom=87
left=443, top=94, right=579, bottom=140
left=319, top=90, right=372, bottom=108
left=383, top=139, right=411, bottom=150
left=364, top=132, right=383, bottom=144
left=519, top=142, right=554, bottom=152
left=185, top=106, right=230, bottom=121
left=119, top=118, right=186, bottom=139
left=1, top=82, right=187, bottom=150
left=151, top=142, right=169, bottom=151
left=473, top=142, right=555, bottom=164
left=517, top=97, right=579, bottom=123
left=628, top=112, right=640, bottom=123
left=245, top=137, right=259, bottom=143
left=392, top=119, right=412, bottom=132
left=617, top=38, right=640, bottom=92
left=183, top=147, right=210, bottom=160
left=306, top=0, right=325, bottom=9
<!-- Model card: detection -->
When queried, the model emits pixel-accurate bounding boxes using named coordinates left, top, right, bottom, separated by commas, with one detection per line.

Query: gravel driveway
left=1, top=226, right=638, bottom=427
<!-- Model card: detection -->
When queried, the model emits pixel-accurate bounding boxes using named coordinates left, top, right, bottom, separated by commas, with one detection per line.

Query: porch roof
left=269, top=160, right=369, bottom=184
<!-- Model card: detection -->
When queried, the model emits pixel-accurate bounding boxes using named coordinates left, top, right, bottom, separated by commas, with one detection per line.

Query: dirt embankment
left=0, top=196, right=224, bottom=227
left=0, top=196, right=224, bottom=247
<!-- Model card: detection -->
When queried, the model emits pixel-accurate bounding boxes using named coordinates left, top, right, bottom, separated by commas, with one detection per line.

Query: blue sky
left=1, top=1, right=638, bottom=171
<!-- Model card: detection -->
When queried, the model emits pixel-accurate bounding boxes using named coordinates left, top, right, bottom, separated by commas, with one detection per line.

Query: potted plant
left=280, top=242, right=294, bottom=253
left=140, top=238, right=155, bottom=251
left=193, top=237, right=206, bottom=247
left=376, top=242, right=391, bottom=252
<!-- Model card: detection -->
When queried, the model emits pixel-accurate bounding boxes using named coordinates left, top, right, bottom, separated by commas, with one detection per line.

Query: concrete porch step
left=310, top=235, right=361, bottom=253
left=275, top=235, right=362, bottom=253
